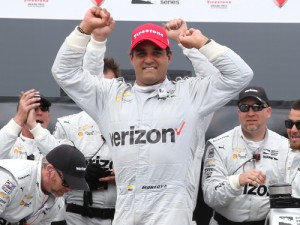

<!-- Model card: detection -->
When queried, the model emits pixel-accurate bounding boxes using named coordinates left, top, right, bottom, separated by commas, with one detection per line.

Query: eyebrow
left=134, top=46, right=164, bottom=52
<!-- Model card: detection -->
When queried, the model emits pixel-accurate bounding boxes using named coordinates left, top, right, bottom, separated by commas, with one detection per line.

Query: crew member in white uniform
left=202, top=86, right=289, bottom=225
left=0, top=145, right=89, bottom=225
left=5, top=91, right=70, bottom=161
left=0, top=90, right=71, bottom=224
left=50, top=57, right=120, bottom=225
left=284, top=99, right=300, bottom=198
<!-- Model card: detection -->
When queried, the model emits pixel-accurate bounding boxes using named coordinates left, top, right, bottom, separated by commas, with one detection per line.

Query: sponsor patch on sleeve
left=1, top=180, right=16, bottom=194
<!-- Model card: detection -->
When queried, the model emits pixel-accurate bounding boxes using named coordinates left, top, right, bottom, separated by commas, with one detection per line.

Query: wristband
left=77, top=26, right=88, bottom=35
left=204, top=39, right=212, bottom=45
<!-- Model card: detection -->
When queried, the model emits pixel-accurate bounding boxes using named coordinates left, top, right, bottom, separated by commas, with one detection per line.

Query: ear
left=129, top=53, right=134, bottom=64
left=267, top=107, right=272, bottom=119
left=47, top=164, right=54, bottom=173
left=167, top=51, right=172, bottom=63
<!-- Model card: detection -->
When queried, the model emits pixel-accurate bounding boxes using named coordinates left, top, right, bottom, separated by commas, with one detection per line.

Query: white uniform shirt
left=202, top=126, right=289, bottom=222
left=53, top=111, right=117, bottom=208
left=52, top=28, right=253, bottom=225
left=0, top=159, right=64, bottom=224
left=285, top=149, right=300, bottom=198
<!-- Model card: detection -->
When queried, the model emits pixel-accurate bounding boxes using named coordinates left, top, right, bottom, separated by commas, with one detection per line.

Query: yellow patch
left=123, top=92, right=132, bottom=97
left=127, top=185, right=134, bottom=191
left=233, top=147, right=243, bottom=153
left=25, top=195, right=33, bottom=199
left=116, top=91, right=133, bottom=102
left=0, top=192, right=8, bottom=198
left=81, top=125, right=92, bottom=131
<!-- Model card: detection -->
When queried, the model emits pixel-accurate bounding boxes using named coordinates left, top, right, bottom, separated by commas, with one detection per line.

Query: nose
left=291, top=124, right=299, bottom=132
left=144, top=53, right=155, bottom=63
left=246, top=108, right=256, bottom=115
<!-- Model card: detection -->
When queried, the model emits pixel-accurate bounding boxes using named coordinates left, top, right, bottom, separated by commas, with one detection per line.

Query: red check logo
left=175, top=121, right=186, bottom=135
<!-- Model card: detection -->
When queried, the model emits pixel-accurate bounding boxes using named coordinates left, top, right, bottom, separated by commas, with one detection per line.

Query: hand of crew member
left=25, top=108, right=38, bottom=130
left=85, top=163, right=109, bottom=190
left=79, top=7, right=113, bottom=35
left=239, top=168, right=266, bottom=187
left=163, top=18, right=188, bottom=43
left=99, top=169, right=115, bottom=183
left=13, top=89, right=41, bottom=127
left=179, top=28, right=209, bottom=49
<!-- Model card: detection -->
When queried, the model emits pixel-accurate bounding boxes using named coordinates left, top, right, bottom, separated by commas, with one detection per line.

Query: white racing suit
left=0, top=120, right=70, bottom=225
left=52, top=27, right=253, bottom=225
left=202, top=126, right=289, bottom=224
left=0, top=119, right=23, bottom=159
left=0, top=159, right=64, bottom=225
left=285, top=149, right=300, bottom=198
left=0, top=119, right=71, bottom=161
left=52, top=111, right=116, bottom=225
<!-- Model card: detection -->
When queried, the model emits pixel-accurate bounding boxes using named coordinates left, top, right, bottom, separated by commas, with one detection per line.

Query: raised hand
left=163, top=18, right=188, bottom=43
left=79, top=7, right=113, bottom=35
left=179, top=28, right=209, bottom=49
left=13, top=89, right=40, bottom=127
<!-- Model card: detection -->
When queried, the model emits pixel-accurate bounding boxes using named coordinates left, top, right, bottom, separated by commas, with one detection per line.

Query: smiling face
left=238, top=97, right=271, bottom=140
left=287, top=109, right=300, bottom=150
left=130, top=41, right=172, bottom=86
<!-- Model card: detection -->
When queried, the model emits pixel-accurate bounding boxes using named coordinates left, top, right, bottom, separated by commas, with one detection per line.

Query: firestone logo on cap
left=130, top=23, right=170, bottom=51
left=133, top=29, right=165, bottom=40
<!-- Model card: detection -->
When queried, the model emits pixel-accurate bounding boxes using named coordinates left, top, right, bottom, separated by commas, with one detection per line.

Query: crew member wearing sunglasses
left=202, top=86, right=289, bottom=225
left=284, top=99, right=300, bottom=198
left=0, top=89, right=71, bottom=160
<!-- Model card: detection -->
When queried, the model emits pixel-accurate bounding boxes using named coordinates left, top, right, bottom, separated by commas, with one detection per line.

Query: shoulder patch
left=1, top=180, right=16, bottom=194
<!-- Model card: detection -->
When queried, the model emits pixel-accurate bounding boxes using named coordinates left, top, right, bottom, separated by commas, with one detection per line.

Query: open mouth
left=36, top=120, right=43, bottom=124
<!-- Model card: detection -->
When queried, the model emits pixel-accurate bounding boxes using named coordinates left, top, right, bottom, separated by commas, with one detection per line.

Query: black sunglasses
left=55, top=168, right=70, bottom=188
left=285, top=119, right=300, bottom=129
left=35, top=105, right=49, bottom=112
left=238, top=103, right=268, bottom=112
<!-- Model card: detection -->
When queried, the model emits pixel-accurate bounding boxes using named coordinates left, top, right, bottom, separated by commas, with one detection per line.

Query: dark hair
left=104, top=57, right=121, bottom=78
left=291, top=99, right=300, bottom=110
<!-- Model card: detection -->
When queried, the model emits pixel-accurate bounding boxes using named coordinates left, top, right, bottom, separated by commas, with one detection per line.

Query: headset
left=232, top=153, right=261, bottom=175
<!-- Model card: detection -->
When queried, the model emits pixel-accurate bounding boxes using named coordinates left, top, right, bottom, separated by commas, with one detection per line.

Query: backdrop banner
left=0, top=0, right=299, bottom=23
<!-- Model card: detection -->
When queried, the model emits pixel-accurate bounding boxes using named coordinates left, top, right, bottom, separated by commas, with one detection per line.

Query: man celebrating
left=52, top=7, right=253, bottom=225
left=0, top=145, right=89, bottom=224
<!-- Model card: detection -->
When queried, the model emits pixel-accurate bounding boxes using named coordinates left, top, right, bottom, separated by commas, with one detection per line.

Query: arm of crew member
left=0, top=168, right=18, bottom=215
left=202, top=143, right=244, bottom=208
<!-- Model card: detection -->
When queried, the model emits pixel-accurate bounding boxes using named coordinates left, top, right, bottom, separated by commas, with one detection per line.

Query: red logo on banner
left=274, top=0, right=288, bottom=8
left=91, top=0, right=105, bottom=6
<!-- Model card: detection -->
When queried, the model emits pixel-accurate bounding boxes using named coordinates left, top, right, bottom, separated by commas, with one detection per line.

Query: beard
left=290, top=141, right=300, bottom=150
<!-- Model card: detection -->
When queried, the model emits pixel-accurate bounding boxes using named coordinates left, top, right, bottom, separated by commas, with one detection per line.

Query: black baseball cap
left=238, top=86, right=269, bottom=106
left=46, top=145, right=89, bottom=191
left=39, top=95, right=51, bottom=108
